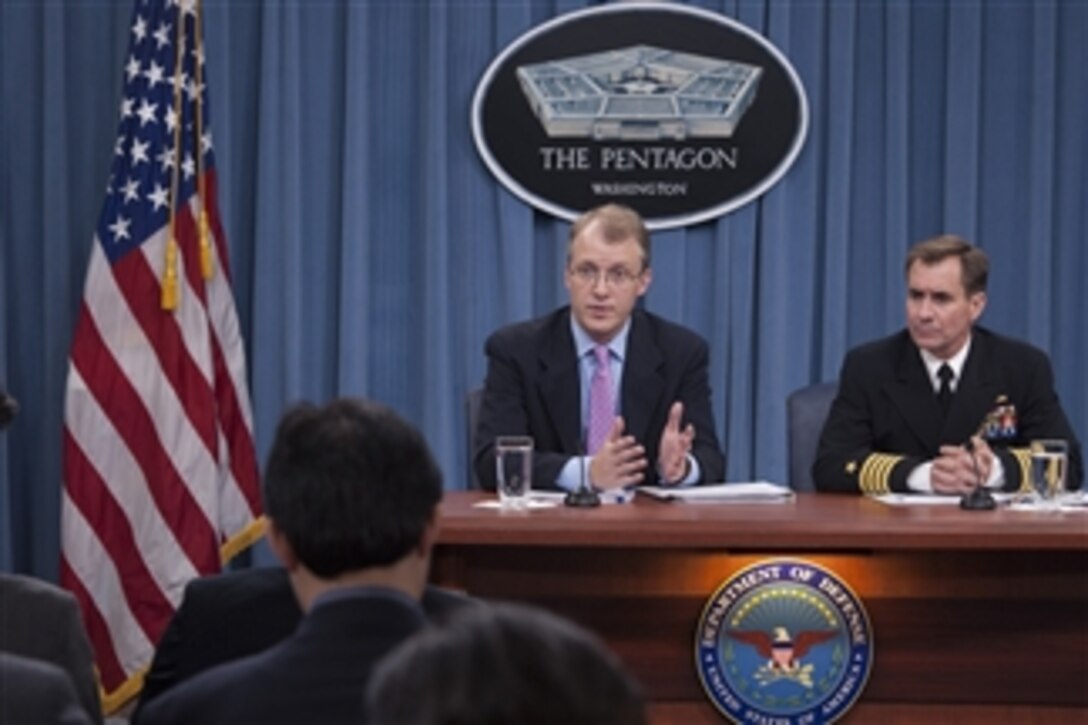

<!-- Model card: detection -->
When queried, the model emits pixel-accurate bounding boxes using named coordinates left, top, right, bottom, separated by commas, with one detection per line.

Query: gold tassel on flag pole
left=162, top=4, right=188, bottom=311
left=199, top=209, right=213, bottom=280
left=194, top=0, right=214, bottom=281
left=162, top=241, right=179, bottom=310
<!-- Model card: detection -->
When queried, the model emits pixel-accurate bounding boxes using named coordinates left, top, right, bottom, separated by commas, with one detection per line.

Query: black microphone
left=959, top=438, right=997, bottom=511
left=564, top=445, right=601, bottom=508
left=0, top=391, right=18, bottom=430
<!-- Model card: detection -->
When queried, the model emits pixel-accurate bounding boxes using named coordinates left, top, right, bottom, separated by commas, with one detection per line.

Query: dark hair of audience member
left=365, top=602, right=647, bottom=725
left=262, top=398, right=442, bottom=578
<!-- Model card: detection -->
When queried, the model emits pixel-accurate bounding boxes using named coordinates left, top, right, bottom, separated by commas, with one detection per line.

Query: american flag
left=60, top=0, right=262, bottom=711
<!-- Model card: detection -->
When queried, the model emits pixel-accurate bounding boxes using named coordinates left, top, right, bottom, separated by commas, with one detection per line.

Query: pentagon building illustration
left=516, top=45, right=763, bottom=141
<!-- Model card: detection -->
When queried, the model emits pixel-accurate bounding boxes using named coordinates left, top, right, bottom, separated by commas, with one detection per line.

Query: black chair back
left=786, top=382, right=838, bottom=492
left=465, top=387, right=483, bottom=490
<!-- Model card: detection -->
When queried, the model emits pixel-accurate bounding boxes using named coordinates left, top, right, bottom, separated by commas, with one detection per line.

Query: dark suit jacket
left=813, top=328, right=1083, bottom=494
left=138, top=589, right=426, bottom=725
left=0, top=652, right=92, bottom=725
left=0, top=573, right=102, bottom=724
left=134, top=567, right=472, bottom=720
left=474, top=307, right=724, bottom=490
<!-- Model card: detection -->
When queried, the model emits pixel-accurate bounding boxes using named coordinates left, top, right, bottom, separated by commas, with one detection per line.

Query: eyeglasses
left=569, top=264, right=642, bottom=288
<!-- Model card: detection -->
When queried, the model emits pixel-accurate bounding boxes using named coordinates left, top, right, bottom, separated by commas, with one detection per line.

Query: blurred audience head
left=365, top=602, right=646, bottom=725
left=263, top=397, right=443, bottom=579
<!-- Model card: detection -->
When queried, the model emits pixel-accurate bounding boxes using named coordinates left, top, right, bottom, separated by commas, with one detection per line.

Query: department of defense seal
left=696, top=559, right=873, bottom=724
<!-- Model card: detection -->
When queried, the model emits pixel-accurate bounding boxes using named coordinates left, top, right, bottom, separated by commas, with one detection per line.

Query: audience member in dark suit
left=474, top=203, right=724, bottom=493
left=0, top=652, right=92, bottom=725
left=135, top=567, right=472, bottom=719
left=814, top=235, right=1083, bottom=495
left=140, top=397, right=445, bottom=725
left=0, top=572, right=102, bottom=724
left=133, top=566, right=299, bottom=719
left=366, top=602, right=646, bottom=725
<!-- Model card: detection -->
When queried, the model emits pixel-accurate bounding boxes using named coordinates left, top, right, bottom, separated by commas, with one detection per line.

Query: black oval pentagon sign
left=472, top=3, right=809, bottom=230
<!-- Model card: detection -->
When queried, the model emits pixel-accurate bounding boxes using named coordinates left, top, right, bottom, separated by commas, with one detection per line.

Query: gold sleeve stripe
left=858, top=455, right=880, bottom=495
left=859, top=453, right=903, bottom=495
left=1011, top=448, right=1033, bottom=493
left=875, top=455, right=894, bottom=495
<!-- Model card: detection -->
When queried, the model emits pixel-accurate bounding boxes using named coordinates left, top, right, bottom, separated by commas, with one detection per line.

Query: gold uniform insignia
left=858, top=453, right=904, bottom=495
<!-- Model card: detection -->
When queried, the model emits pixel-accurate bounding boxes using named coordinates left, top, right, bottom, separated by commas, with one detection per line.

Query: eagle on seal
left=727, top=626, right=836, bottom=671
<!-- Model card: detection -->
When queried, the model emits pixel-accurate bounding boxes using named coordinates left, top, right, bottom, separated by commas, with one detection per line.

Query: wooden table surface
left=436, top=490, right=1088, bottom=550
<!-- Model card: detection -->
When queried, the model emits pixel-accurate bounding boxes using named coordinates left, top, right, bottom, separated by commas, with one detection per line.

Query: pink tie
left=587, top=345, right=614, bottom=454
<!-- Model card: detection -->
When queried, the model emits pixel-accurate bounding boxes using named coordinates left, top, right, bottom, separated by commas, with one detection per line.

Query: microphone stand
left=959, top=439, right=996, bottom=511
left=565, top=448, right=601, bottom=508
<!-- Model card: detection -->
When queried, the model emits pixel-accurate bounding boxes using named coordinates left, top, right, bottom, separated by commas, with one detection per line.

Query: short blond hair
left=567, top=204, right=650, bottom=269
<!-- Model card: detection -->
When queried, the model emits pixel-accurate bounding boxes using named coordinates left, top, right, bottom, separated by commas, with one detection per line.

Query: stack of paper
left=637, top=481, right=794, bottom=503
left=873, top=493, right=1012, bottom=507
left=473, top=489, right=637, bottom=510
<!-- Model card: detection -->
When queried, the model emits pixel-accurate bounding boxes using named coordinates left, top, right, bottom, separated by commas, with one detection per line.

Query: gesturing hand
left=589, top=417, right=647, bottom=490
left=657, top=401, right=694, bottom=485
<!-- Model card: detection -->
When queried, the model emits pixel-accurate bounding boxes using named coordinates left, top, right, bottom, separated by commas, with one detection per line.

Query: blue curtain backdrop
left=2, top=0, right=1085, bottom=578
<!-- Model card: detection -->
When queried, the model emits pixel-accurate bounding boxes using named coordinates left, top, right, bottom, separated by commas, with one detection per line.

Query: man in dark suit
left=814, top=235, right=1082, bottom=495
left=475, top=204, right=724, bottom=493
left=0, top=652, right=91, bottom=725
left=0, top=572, right=102, bottom=724
left=139, top=398, right=444, bottom=724
left=134, top=567, right=471, bottom=718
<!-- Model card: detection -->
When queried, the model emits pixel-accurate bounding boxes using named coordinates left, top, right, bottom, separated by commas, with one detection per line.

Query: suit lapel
left=885, top=336, right=942, bottom=452
left=621, top=313, right=664, bottom=445
left=538, top=313, right=583, bottom=453
left=946, top=332, right=1002, bottom=441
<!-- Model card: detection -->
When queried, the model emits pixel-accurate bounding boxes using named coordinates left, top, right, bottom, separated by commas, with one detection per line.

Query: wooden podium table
left=432, top=492, right=1088, bottom=724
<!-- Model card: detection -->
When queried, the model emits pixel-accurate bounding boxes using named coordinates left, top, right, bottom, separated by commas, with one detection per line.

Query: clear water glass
left=495, top=436, right=533, bottom=509
left=1030, top=439, right=1067, bottom=509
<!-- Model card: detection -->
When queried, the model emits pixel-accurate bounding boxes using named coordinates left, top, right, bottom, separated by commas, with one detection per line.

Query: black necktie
left=936, top=363, right=954, bottom=418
